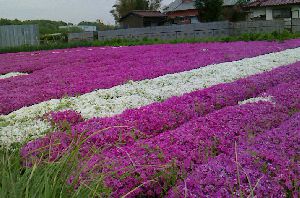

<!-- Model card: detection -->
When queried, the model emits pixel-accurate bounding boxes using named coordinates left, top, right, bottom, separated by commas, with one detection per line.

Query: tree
left=225, top=0, right=248, bottom=22
left=111, top=0, right=162, bottom=22
left=195, top=0, right=224, bottom=22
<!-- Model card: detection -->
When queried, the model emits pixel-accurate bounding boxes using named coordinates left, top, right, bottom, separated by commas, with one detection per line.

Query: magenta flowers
left=1, top=39, right=300, bottom=114
left=2, top=39, right=300, bottom=197
left=21, top=61, right=300, bottom=197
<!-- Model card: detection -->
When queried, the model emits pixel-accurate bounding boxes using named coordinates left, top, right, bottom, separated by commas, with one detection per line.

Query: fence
left=230, top=20, right=284, bottom=36
left=97, top=20, right=287, bottom=41
left=68, top=32, right=94, bottom=42
left=0, top=25, right=39, bottom=48
left=292, top=18, right=300, bottom=33
left=98, top=21, right=231, bottom=41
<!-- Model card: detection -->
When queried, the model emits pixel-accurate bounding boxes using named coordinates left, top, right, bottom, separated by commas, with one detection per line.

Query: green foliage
left=40, top=27, right=84, bottom=45
left=0, top=147, right=112, bottom=197
left=195, top=0, right=224, bottom=22
left=111, top=0, right=162, bottom=22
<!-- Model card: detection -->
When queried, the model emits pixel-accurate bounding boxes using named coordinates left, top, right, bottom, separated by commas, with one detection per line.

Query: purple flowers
left=1, top=40, right=300, bottom=114
left=168, top=113, right=300, bottom=197
left=21, top=61, right=300, bottom=196
left=44, top=110, right=84, bottom=131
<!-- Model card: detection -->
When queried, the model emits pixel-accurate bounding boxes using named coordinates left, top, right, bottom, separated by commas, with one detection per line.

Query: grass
left=1, top=31, right=300, bottom=54
left=0, top=144, right=111, bottom=198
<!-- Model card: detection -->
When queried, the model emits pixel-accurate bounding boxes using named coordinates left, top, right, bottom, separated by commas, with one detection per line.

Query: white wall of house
left=250, top=8, right=266, bottom=18
left=266, top=8, right=273, bottom=20
left=249, top=5, right=300, bottom=21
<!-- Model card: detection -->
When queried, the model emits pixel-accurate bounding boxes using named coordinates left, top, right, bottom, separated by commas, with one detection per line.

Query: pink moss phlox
left=2, top=39, right=300, bottom=114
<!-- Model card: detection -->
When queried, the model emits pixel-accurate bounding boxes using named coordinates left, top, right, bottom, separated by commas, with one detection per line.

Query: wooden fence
left=0, top=25, right=39, bottom=48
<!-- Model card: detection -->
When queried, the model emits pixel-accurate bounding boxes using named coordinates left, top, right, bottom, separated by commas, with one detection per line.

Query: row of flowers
left=22, top=77, right=300, bottom=197
left=2, top=40, right=300, bottom=114
left=2, top=40, right=300, bottom=75
left=168, top=112, right=300, bottom=197
left=20, top=62, right=300, bottom=161
left=1, top=48, right=300, bottom=146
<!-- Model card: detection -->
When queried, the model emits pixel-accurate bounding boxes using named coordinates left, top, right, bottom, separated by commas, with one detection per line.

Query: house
left=245, top=0, right=300, bottom=20
left=119, top=10, right=167, bottom=28
left=59, top=25, right=97, bottom=32
left=163, top=0, right=199, bottom=24
left=78, top=25, right=97, bottom=32
left=164, top=0, right=241, bottom=24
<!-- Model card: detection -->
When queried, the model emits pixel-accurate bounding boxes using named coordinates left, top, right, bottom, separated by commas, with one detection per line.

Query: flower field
left=1, top=40, right=300, bottom=197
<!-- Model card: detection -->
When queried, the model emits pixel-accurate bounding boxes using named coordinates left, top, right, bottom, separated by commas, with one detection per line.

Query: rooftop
left=164, top=0, right=239, bottom=13
left=246, top=0, right=300, bottom=7
left=120, top=10, right=166, bottom=21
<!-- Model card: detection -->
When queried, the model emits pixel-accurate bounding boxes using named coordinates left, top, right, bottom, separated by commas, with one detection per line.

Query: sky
left=0, top=0, right=174, bottom=24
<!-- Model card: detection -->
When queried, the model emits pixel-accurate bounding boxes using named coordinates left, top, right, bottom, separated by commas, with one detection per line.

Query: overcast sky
left=0, top=0, right=174, bottom=24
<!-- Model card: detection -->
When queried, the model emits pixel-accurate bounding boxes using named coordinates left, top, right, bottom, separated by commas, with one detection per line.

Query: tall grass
left=0, top=145, right=111, bottom=198
left=1, top=31, right=300, bottom=54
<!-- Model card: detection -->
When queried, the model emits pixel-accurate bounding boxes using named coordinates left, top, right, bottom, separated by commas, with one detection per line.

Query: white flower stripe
left=1, top=47, right=300, bottom=146
left=0, top=72, right=28, bottom=79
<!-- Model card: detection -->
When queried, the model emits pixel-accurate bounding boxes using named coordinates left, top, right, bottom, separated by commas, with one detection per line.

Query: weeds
left=0, top=144, right=111, bottom=197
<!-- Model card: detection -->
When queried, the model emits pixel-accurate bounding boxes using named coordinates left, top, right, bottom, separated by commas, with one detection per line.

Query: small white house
left=59, top=25, right=97, bottom=32
left=77, top=25, right=97, bottom=32
left=246, top=0, right=300, bottom=20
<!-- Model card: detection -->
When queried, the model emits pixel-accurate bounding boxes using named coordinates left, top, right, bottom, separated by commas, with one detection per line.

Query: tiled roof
left=120, top=10, right=166, bottom=21
left=131, top=10, right=166, bottom=17
left=164, top=0, right=239, bottom=13
left=246, top=0, right=300, bottom=7
left=164, top=0, right=195, bottom=12
left=223, top=0, right=239, bottom=6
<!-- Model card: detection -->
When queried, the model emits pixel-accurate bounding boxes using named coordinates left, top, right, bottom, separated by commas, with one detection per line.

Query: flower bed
left=1, top=40, right=300, bottom=114
left=1, top=40, right=300, bottom=197
left=167, top=112, right=300, bottom=197
left=21, top=76, right=300, bottom=197
left=21, top=63, right=300, bottom=161
left=1, top=47, right=300, bottom=146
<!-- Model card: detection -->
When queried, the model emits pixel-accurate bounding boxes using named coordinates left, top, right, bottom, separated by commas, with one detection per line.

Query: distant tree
left=0, top=18, right=22, bottom=25
left=195, top=0, right=224, bottom=22
left=111, top=0, right=162, bottom=22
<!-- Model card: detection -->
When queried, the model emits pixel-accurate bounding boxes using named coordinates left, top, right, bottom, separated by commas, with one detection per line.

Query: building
left=59, top=25, right=97, bottom=32
left=119, top=10, right=167, bottom=28
left=246, top=0, right=300, bottom=20
left=78, top=25, right=97, bottom=32
left=163, top=0, right=199, bottom=24
left=163, top=0, right=240, bottom=24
